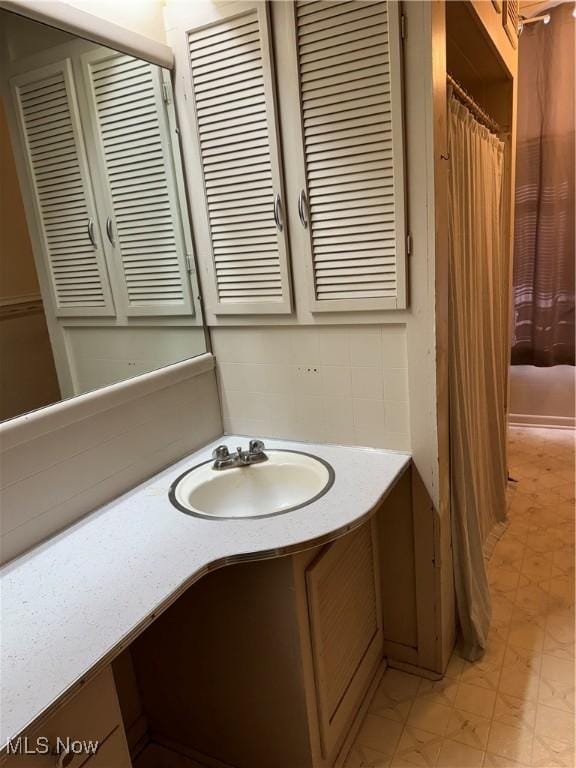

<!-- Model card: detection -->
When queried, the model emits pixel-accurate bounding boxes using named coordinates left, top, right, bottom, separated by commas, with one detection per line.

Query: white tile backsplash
left=322, top=396, right=355, bottom=445
left=212, top=326, right=410, bottom=452
left=385, top=400, right=410, bottom=434
left=321, top=366, right=352, bottom=397
left=319, top=332, right=350, bottom=366
left=383, top=368, right=410, bottom=401
left=351, top=366, right=384, bottom=399
left=350, top=331, right=383, bottom=367
left=352, top=397, right=387, bottom=446
left=291, top=328, right=321, bottom=365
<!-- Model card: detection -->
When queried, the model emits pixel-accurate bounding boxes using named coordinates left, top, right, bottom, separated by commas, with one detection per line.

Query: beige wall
left=0, top=99, right=38, bottom=300
left=0, top=10, right=75, bottom=64
left=509, top=365, right=576, bottom=427
left=61, top=0, right=166, bottom=43
left=0, top=312, right=61, bottom=421
left=0, top=98, right=61, bottom=419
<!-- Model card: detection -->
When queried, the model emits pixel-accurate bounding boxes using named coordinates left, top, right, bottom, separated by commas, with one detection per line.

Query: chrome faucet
left=212, top=439, right=268, bottom=470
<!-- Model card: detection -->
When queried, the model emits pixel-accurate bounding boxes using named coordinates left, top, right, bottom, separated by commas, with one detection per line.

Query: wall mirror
left=0, top=8, right=206, bottom=422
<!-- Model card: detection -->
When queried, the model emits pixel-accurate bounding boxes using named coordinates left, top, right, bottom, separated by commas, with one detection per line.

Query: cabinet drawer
left=83, top=728, right=131, bottom=768
left=306, top=522, right=383, bottom=759
left=2, top=666, right=123, bottom=767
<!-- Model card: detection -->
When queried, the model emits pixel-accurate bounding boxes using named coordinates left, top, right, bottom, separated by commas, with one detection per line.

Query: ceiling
left=520, top=0, right=570, bottom=17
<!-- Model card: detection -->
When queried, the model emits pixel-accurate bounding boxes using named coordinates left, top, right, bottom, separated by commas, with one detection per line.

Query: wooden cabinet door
left=286, top=0, right=408, bottom=312
left=78, top=48, right=196, bottom=318
left=83, top=728, right=131, bottom=768
left=1, top=667, right=128, bottom=768
left=9, top=59, right=115, bottom=318
left=182, top=0, right=293, bottom=316
left=305, top=522, right=383, bottom=759
left=503, top=0, right=519, bottom=47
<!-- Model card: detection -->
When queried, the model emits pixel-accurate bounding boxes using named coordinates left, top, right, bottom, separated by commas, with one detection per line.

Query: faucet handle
left=212, top=445, right=230, bottom=461
left=249, top=439, right=265, bottom=455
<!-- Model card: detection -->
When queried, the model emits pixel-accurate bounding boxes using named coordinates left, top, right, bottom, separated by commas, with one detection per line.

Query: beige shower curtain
left=448, top=96, right=508, bottom=660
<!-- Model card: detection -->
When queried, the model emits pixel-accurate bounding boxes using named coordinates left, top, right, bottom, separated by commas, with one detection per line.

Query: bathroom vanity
left=0, top=438, right=411, bottom=768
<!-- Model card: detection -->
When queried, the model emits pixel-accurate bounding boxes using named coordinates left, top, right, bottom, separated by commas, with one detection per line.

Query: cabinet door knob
left=298, top=189, right=309, bottom=229
left=106, top=217, right=115, bottom=246
left=87, top=219, right=97, bottom=248
left=273, top=193, right=283, bottom=233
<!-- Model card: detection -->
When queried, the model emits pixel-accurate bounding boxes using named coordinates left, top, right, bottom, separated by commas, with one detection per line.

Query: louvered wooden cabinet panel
left=503, top=0, right=519, bottom=47
left=10, top=60, right=115, bottom=318
left=305, top=522, right=383, bottom=759
left=186, top=1, right=292, bottom=315
left=292, top=0, right=407, bottom=312
left=80, top=49, right=195, bottom=317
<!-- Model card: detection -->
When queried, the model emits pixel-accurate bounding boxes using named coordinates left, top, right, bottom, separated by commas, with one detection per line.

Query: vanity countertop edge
left=0, top=436, right=411, bottom=751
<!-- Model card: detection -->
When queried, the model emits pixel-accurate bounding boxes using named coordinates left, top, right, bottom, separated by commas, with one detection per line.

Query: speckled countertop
left=0, top=436, right=410, bottom=750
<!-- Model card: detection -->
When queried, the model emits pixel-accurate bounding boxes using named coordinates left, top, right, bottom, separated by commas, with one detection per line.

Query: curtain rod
left=519, top=13, right=551, bottom=33
left=446, top=74, right=503, bottom=134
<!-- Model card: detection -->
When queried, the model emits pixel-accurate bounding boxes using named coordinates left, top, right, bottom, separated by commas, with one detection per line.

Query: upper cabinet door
left=292, top=0, right=407, bottom=312
left=79, top=49, right=196, bottom=317
left=10, top=60, right=115, bottom=317
left=502, top=0, right=519, bottom=48
left=185, top=1, right=293, bottom=315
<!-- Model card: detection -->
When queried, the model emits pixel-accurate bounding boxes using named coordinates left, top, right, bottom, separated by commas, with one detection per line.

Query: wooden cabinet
left=468, top=0, right=519, bottom=74
left=83, top=728, right=131, bottom=768
left=3, top=37, right=203, bottom=397
left=7, top=45, right=197, bottom=322
left=298, top=523, right=383, bottom=763
left=181, top=0, right=293, bottom=316
left=1, top=666, right=131, bottom=767
left=502, top=0, right=519, bottom=48
left=131, top=519, right=383, bottom=768
left=77, top=47, right=196, bottom=319
left=282, top=0, right=407, bottom=312
left=9, top=59, right=115, bottom=319
left=172, top=0, right=408, bottom=318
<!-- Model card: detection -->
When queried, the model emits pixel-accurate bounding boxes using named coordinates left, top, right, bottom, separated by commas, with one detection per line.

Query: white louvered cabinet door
left=10, top=60, right=115, bottom=317
left=80, top=48, right=195, bottom=317
left=186, top=1, right=293, bottom=315
left=293, top=0, right=407, bottom=312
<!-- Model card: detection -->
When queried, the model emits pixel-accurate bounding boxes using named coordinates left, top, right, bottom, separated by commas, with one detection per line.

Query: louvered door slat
left=503, top=0, right=519, bottom=47
left=187, top=1, right=292, bottom=314
left=294, top=0, right=406, bottom=311
left=306, top=522, right=382, bottom=758
left=10, top=61, right=115, bottom=316
left=81, top=50, right=194, bottom=316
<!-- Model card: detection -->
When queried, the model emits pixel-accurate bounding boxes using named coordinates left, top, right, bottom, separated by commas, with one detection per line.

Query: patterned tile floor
left=345, top=426, right=575, bottom=768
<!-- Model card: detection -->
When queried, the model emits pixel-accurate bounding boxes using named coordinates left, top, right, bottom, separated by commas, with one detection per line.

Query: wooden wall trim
left=0, top=293, right=42, bottom=320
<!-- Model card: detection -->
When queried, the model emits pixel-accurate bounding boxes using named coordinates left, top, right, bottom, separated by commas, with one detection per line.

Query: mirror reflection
left=0, top=10, right=205, bottom=422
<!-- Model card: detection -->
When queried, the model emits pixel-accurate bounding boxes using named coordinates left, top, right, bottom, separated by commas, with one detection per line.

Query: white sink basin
left=169, top=450, right=334, bottom=519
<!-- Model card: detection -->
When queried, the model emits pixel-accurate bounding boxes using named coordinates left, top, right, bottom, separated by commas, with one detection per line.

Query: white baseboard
left=508, top=413, right=576, bottom=429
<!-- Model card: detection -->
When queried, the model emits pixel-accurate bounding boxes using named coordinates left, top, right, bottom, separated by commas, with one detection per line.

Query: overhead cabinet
left=10, top=60, right=116, bottom=317
left=9, top=48, right=196, bottom=320
left=186, top=1, right=292, bottom=315
left=182, top=0, right=407, bottom=317
left=78, top=49, right=195, bottom=317
left=292, top=0, right=407, bottom=311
